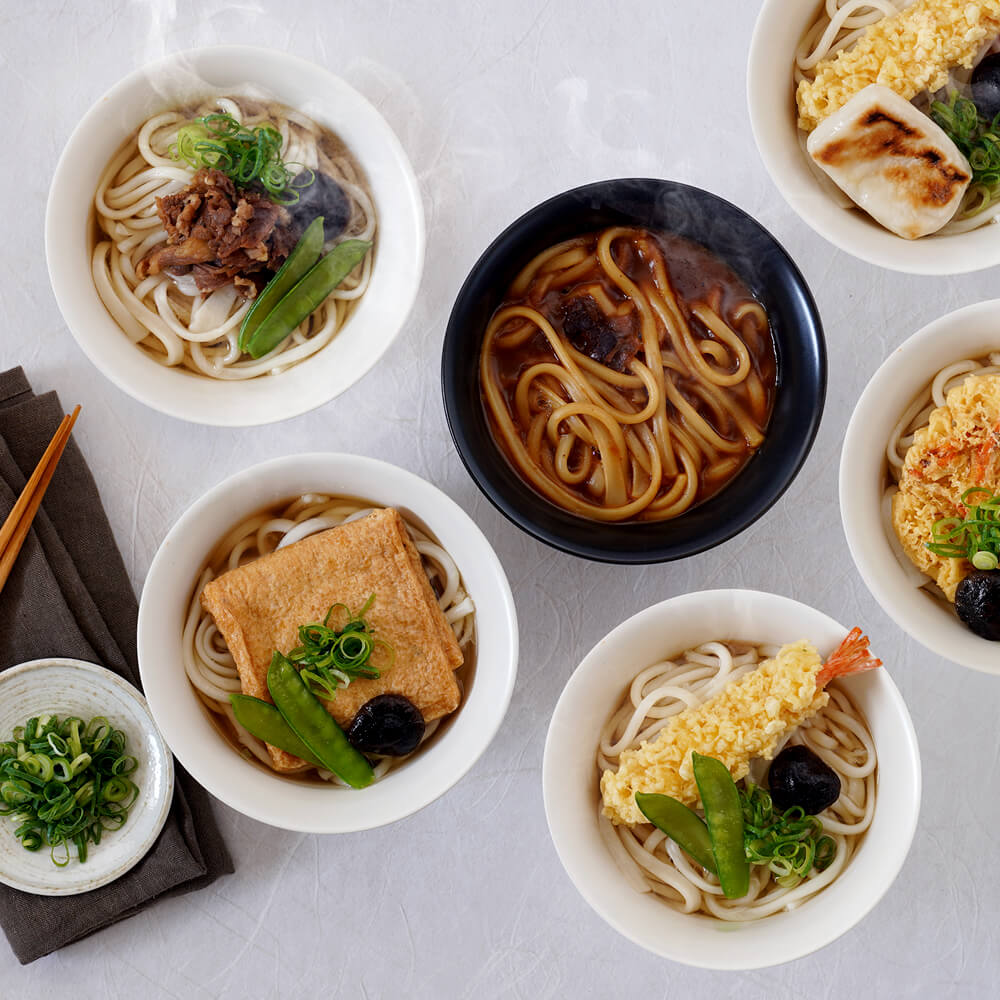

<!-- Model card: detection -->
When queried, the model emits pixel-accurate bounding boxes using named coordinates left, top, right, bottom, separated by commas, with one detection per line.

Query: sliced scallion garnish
left=740, top=783, right=835, bottom=888
left=171, top=111, right=314, bottom=205
left=0, top=715, right=139, bottom=866
left=926, top=487, right=1000, bottom=565
left=285, top=594, right=394, bottom=700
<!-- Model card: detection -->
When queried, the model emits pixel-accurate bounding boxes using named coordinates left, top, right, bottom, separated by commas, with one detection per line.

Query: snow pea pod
left=237, top=215, right=326, bottom=352
left=244, top=238, right=372, bottom=359
left=229, top=693, right=325, bottom=769
left=634, top=792, right=717, bottom=875
left=691, top=752, right=749, bottom=898
left=266, top=652, right=374, bottom=788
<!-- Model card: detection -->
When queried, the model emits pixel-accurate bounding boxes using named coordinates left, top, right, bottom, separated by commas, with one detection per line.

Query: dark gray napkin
left=0, top=367, right=233, bottom=964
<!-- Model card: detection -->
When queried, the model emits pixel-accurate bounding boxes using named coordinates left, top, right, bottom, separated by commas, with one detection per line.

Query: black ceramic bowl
left=441, top=179, right=825, bottom=564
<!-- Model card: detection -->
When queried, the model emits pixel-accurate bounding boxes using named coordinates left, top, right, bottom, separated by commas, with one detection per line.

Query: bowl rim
left=840, top=298, right=1000, bottom=674
left=542, top=588, right=921, bottom=969
left=0, top=658, right=174, bottom=896
left=136, top=451, right=519, bottom=832
left=747, top=0, right=1000, bottom=275
left=441, top=177, right=827, bottom=564
left=45, top=43, right=425, bottom=427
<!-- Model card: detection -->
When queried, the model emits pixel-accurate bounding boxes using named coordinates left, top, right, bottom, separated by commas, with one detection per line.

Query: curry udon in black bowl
left=441, top=179, right=825, bottom=563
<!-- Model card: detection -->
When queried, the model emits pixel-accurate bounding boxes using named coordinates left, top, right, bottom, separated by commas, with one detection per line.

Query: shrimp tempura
left=600, top=630, right=880, bottom=825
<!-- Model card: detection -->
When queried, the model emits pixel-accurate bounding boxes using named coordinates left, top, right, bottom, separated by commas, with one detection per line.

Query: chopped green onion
left=0, top=714, right=139, bottom=865
left=931, top=91, right=1000, bottom=218
left=926, top=487, right=1000, bottom=566
left=739, top=783, right=835, bottom=888
left=171, top=111, right=314, bottom=205
left=284, top=594, right=394, bottom=700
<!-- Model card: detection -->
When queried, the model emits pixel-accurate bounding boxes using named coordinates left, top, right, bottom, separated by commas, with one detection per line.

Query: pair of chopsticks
left=0, top=405, right=81, bottom=596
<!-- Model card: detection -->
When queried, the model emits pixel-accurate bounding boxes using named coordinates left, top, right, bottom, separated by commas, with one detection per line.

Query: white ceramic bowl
left=543, top=589, right=920, bottom=970
left=137, top=453, right=518, bottom=833
left=748, top=0, right=1000, bottom=274
left=841, top=300, right=1000, bottom=673
left=45, top=45, right=424, bottom=426
left=0, top=659, right=173, bottom=896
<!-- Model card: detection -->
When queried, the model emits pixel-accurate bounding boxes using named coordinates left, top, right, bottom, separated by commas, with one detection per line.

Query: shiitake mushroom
left=972, top=53, right=1000, bottom=123
left=347, top=694, right=425, bottom=757
left=955, top=570, right=1000, bottom=641
left=289, top=172, right=352, bottom=242
left=767, top=745, right=841, bottom=815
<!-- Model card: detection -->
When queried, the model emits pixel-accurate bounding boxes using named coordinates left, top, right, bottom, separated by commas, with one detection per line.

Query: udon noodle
left=884, top=351, right=1000, bottom=590
left=597, top=642, right=876, bottom=920
left=93, top=95, right=376, bottom=379
left=183, top=495, right=475, bottom=784
left=480, top=228, right=776, bottom=522
left=795, top=0, right=910, bottom=87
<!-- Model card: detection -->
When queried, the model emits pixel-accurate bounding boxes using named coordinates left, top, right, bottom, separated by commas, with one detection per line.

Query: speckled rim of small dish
left=0, top=659, right=174, bottom=896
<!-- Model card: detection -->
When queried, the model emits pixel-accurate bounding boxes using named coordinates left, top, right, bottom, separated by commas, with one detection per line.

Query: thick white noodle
left=184, top=498, right=475, bottom=784
left=598, top=642, right=876, bottom=921
left=93, top=95, right=376, bottom=380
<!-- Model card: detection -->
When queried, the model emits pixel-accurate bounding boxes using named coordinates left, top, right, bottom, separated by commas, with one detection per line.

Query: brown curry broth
left=484, top=230, right=777, bottom=510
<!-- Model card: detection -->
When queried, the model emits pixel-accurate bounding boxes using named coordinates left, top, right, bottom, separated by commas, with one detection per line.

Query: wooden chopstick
left=0, top=405, right=81, bottom=595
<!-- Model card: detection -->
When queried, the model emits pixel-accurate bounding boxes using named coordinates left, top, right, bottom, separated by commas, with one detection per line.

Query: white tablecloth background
left=2, top=1, right=996, bottom=995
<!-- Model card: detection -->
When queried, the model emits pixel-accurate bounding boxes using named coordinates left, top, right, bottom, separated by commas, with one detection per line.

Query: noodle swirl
left=480, top=228, right=775, bottom=522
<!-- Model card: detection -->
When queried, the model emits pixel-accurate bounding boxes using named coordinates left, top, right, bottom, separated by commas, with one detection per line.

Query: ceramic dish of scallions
left=0, top=658, right=173, bottom=895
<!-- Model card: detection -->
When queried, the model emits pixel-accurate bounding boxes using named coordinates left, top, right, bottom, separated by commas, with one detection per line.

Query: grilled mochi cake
left=200, top=507, right=464, bottom=770
left=807, top=84, right=971, bottom=239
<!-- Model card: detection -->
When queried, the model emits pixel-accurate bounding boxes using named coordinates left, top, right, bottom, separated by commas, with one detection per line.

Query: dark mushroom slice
left=972, top=53, right=1000, bottom=122
left=346, top=694, right=426, bottom=757
left=289, top=172, right=352, bottom=242
left=955, top=570, right=1000, bottom=641
left=767, top=744, right=841, bottom=815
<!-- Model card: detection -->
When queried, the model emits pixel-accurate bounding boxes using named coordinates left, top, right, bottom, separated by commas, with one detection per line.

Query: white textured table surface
left=2, top=1, right=998, bottom=995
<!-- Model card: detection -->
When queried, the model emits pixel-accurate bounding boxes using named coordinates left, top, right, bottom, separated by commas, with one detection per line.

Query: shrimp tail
left=816, top=627, right=882, bottom=688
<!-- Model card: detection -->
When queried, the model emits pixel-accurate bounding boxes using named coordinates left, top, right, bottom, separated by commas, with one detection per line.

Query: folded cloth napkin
left=0, top=367, right=233, bottom=964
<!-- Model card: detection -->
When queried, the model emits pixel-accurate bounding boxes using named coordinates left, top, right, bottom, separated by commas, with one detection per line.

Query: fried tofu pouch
left=200, top=507, right=463, bottom=770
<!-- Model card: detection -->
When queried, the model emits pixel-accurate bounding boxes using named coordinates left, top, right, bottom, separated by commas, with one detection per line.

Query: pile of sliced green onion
left=172, top=112, right=314, bottom=205
left=286, top=594, right=394, bottom=700
left=930, top=92, right=1000, bottom=219
left=740, top=783, right=836, bottom=888
left=926, top=486, right=1000, bottom=571
left=0, top=715, right=138, bottom=866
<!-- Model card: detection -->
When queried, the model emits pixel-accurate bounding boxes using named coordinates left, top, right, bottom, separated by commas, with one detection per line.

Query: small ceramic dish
left=543, top=589, right=920, bottom=969
left=46, top=45, right=424, bottom=426
left=841, top=299, right=1000, bottom=674
left=137, top=452, right=518, bottom=833
left=0, top=659, right=173, bottom=896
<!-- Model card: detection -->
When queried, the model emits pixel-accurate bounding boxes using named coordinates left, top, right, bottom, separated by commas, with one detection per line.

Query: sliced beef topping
left=560, top=294, right=640, bottom=373
left=138, top=168, right=296, bottom=294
